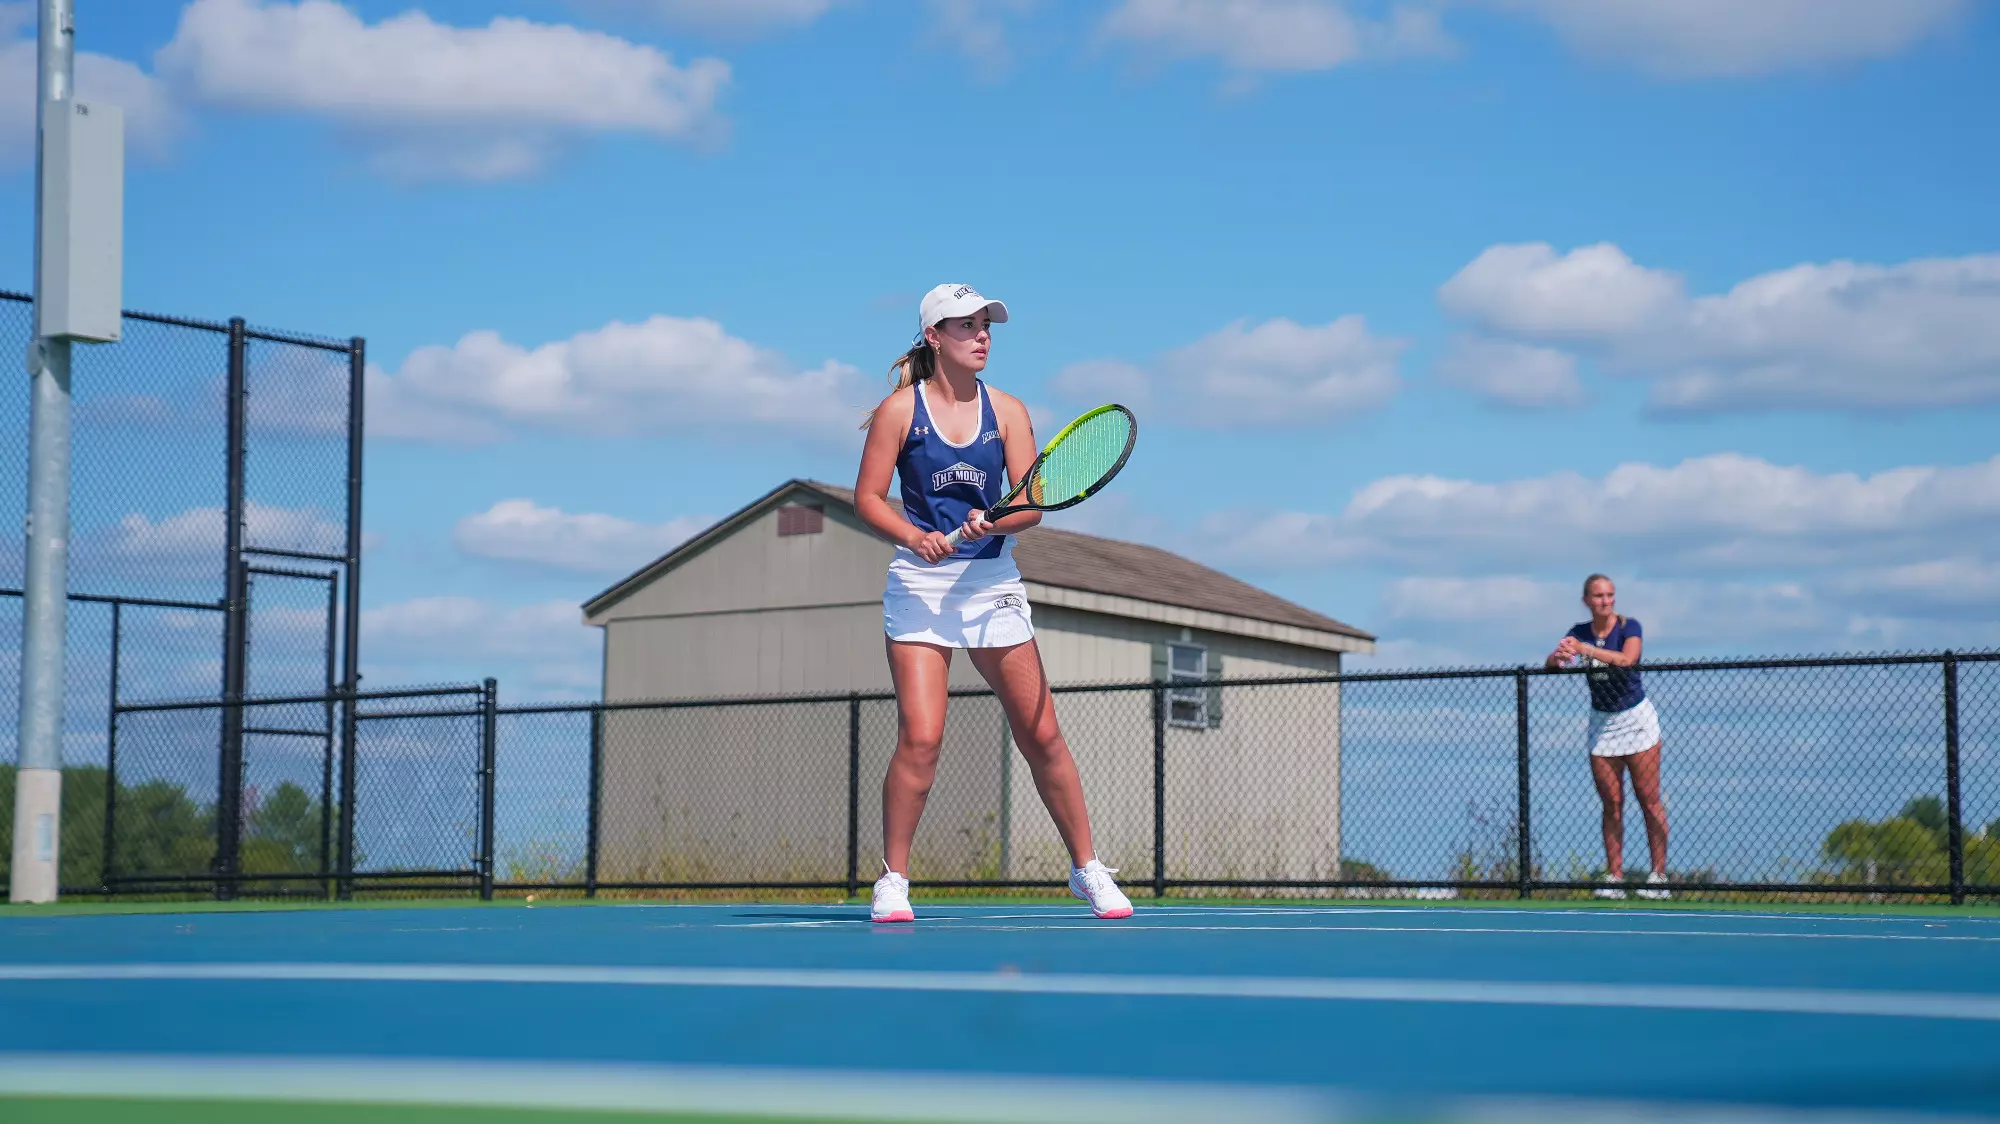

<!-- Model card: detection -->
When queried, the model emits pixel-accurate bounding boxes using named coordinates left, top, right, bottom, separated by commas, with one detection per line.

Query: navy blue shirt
left=896, top=380, right=1007, bottom=561
left=1567, top=617, right=1645, bottom=712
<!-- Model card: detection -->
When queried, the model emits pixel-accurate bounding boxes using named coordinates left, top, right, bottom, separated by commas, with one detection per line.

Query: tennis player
left=853, top=284, right=1133, bottom=924
left=1548, top=574, right=1670, bottom=901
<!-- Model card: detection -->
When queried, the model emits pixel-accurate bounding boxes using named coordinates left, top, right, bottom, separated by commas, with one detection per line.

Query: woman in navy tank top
left=853, top=284, right=1132, bottom=924
left=1547, top=573, right=1670, bottom=900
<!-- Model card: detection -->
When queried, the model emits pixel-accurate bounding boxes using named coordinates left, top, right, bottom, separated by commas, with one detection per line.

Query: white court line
left=720, top=905, right=2000, bottom=927
left=720, top=921, right=2000, bottom=943
left=6, top=962, right=1999, bottom=1022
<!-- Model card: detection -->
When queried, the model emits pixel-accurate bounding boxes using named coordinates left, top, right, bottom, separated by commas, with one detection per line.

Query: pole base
left=9, top=768, right=62, bottom=903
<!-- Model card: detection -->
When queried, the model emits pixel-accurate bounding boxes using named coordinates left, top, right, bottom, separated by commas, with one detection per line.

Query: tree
left=1, top=764, right=215, bottom=886
left=1821, top=796, right=1986, bottom=888
left=241, top=782, right=328, bottom=875
left=0, top=764, right=114, bottom=888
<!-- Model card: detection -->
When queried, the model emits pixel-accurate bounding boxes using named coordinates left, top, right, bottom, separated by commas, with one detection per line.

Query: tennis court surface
left=2, top=900, right=1998, bottom=1122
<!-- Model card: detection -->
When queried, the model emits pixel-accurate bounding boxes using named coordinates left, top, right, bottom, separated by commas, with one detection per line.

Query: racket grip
left=941, top=526, right=965, bottom=549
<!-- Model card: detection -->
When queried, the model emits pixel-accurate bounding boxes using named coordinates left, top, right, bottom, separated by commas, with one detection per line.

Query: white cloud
left=453, top=499, right=713, bottom=575
left=1194, top=452, right=2000, bottom=659
left=1367, top=567, right=2000, bottom=664
left=585, top=0, right=838, bottom=35
left=154, top=0, right=729, bottom=181
left=79, top=352, right=350, bottom=437
left=925, top=0, right=1035, bottom=80
left=1440, top=242, right=1683, bottom=339
left=1439, top=243, right=2000, bottom=412
left=367, top=315, right=869, bottom=445
left=1375, top=574, right=1878, bottom=658
left=1434, top=335, right=1583, bottom=409
left=61, top=501, right=347, bottom=582
left=1832, top=557, right=2000, bottom=618
left=361, top=595, right=598, bottom=697
left=1049, top=359, right=1153, bottom=408
left=363, top=596, right=589, bottom=661
left=1040, top=490, right=1172, bottom=545
left=1195, top=453, right=2000, bottom=574
left=1494, top=0, right=1969, bottom=78
left=1052, top=315, right=1403, bottom=428
left=1099, top=0, right=1450, bottom=76
left=0, top=4, right=182, bottom=166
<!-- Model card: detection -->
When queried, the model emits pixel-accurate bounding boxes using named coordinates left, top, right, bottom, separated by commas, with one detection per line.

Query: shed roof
left=582, top=479, right=1374, bottom=645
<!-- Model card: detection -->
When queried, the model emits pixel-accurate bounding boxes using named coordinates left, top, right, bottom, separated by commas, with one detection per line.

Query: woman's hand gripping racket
left=943, top=404, right=1138, bottom=548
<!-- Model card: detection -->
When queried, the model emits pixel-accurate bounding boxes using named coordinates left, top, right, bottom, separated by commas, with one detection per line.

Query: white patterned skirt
left=882, top=547, right=1034, bottom=649
left=1586, top=697, right=1662, bottom=758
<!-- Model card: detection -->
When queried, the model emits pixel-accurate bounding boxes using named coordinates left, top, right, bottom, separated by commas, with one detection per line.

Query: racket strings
left=1033, top=410, right=1132, bottom=504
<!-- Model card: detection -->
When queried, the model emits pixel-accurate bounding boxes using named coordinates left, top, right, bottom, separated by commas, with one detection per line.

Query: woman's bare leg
left=882, top=638, right=952, bottom=874
left=1625, top=743, right=1669, bottom=874
left=1590, top=754, right=1627, bottom=877
left=967, top=640, right=1095, bottom=867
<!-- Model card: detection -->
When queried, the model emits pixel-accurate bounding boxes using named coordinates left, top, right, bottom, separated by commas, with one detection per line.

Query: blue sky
left=8, top=0, right=2000, bottom=698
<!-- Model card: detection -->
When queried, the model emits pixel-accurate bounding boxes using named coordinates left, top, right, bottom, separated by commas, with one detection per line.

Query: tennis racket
left=942, top=403, right=1137, bottom=548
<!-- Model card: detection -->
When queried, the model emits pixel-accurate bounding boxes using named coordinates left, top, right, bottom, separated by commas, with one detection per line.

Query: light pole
left=12, top=0, right=121, bottom=904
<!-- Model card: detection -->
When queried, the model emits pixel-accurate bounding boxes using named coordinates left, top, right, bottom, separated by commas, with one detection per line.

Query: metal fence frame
left=473, top=651, right=1997, bottom=906
left=60, top=649, right=1985, bottom=905
left=3, top=292, right=366, bottom=899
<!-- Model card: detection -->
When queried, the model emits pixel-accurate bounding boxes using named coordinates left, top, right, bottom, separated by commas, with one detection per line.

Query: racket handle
left=941, top=526, right=966, bottom=549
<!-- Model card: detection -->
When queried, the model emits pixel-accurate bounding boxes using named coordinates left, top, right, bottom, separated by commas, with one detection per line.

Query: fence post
left=1515, top=667, right=1531, bottom=900
left=101, top=600, right=121, bottom=890
left=1153, top=684, right=1167, bottom=900
left=336, top=337, right=366, bottom=902
left=1945, top=652, right=1964, bottom=906
left=479, top=678, right=497, bottom=901
left=214, top=318, right=250, bottom=900
left=585, top=707, right=602, bottom=898
left=846, top=695, right=862, bottom=898
left=319, top=574, right=338, bottom=899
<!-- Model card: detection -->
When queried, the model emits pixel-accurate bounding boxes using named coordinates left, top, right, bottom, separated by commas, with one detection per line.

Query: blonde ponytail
left=859, top=341, right=938, bottom=429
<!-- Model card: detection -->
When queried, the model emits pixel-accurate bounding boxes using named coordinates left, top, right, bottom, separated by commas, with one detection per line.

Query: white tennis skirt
left=1587, top=696, right=1662, bottom=758
left=882, top=546, right=1034, bottom=649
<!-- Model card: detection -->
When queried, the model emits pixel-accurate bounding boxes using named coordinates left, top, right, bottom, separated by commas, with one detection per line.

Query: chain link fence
left=55, top=649, right=1983, bottom=904
left=2, top=292, right=366, bottom=896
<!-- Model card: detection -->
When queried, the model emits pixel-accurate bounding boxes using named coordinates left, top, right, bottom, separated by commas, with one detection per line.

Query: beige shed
left=580, top=480, right=1375, bottom=888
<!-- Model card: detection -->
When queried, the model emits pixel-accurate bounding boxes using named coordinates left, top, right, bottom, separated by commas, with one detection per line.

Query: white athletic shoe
left=871, top=868, right=914, bottom=923
left=1069, top=859, right=1134, bottom=919
left=1592, top=874, right=1627, bottom=900
left=1636, top=871, right=1672, bottom=900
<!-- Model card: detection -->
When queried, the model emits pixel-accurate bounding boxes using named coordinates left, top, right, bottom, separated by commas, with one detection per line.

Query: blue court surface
left=2, top=901, right=1998, bottom=1122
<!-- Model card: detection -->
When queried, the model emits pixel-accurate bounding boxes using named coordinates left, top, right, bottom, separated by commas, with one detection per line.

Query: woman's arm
left=855, top=389, right=953, bottom=562
left=1572, top=635, right=1643, bottom=668
left=962, top=390, right=1043, bottom=540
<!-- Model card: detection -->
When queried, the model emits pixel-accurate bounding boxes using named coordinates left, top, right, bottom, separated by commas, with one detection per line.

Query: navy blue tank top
left=897, top=380, right=1007, bottom=561
left=1566, top=617, right=1645, bottom=712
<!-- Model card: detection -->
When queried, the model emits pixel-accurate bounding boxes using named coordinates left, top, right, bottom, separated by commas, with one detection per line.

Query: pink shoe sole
left=872, top=910, right=915, bottom=923
left=1091, top=906, right=1133, bottom=919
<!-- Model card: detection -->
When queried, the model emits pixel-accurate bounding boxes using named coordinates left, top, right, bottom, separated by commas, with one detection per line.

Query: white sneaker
left=1069, top=859, right=1134, bottom=919
left=1592, top=875, right=1627, bottom=900
left=871, top=869, right=914, bottom=923
left=1636, top=872, right=1672, bottom=900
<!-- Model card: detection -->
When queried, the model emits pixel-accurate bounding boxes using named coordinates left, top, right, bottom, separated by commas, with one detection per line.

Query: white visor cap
left=919, top=284, right=1009, bottom=336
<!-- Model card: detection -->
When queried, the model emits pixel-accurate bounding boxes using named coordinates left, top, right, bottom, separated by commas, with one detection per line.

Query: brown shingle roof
left=802, top=482, right=1371, bottom=641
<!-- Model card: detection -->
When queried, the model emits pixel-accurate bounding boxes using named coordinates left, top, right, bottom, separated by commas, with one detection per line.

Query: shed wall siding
left=593, top=505, right=891, bottom=624
left=1000, top=605, right=1343, bottom=888
left=591, top=504, right=1350, bottom=888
